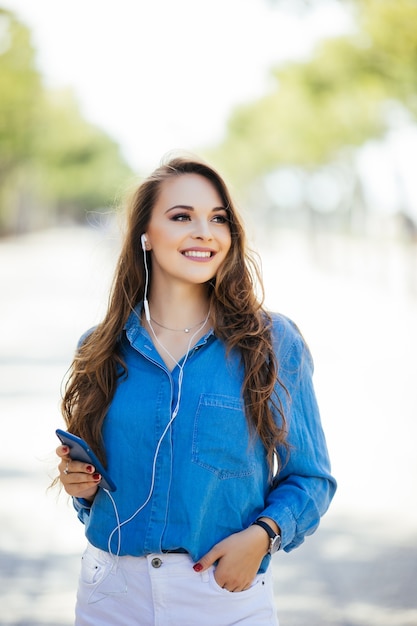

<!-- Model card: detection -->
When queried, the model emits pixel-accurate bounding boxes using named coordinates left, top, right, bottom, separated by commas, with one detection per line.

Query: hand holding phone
left=56, top=429, right=117, bottom=491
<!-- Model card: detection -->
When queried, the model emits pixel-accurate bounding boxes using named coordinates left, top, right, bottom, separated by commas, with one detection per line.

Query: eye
left=170, top=213, right=191, bottom=222
left=211, top=213, right=229, bottom=224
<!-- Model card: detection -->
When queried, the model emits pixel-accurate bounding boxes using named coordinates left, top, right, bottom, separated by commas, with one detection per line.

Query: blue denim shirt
left=73, top=308, right=336, bottom=570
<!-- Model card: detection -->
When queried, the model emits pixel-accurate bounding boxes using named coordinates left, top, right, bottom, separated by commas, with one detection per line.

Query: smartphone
left=56, top=429, right=117, bottom=491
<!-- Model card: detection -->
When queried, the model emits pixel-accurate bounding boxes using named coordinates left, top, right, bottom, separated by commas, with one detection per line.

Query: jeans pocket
left=208, top=567, right=264, bottom=598
left=80, top=547, right=112, bottom=586
left=77, top=546, right=128, bottom=607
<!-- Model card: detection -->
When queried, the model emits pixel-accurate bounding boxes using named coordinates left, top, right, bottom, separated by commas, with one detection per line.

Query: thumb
left=193, top=545, right=221, bottom=573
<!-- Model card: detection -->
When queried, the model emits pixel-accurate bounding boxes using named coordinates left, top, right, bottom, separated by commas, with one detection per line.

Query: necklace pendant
left=149, top=312, right=210, bottom=333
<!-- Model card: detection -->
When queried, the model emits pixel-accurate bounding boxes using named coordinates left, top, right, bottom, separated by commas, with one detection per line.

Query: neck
left=146, top=284, right=210, bottom=330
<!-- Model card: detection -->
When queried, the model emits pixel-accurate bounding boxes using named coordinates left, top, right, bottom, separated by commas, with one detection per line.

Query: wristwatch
left=252, top=518, right=282, bottom=554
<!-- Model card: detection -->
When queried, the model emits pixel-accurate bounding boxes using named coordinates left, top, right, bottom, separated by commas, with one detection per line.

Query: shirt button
left=151, top=557, right=162, bottom=568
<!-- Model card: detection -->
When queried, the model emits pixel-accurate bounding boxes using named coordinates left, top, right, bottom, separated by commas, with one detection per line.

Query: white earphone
left=141, top=233, right=151, bottom=321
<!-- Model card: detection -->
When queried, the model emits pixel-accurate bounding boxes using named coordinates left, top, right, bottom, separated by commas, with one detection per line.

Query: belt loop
left=201, top=569, right=210, bottom=583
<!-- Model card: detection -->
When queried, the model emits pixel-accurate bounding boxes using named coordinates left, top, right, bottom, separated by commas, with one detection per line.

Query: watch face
left=271, top=534, right=281, bottom=554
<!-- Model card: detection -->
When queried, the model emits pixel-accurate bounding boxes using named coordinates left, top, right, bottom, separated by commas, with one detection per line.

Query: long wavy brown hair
left=61, top=155, right=288, bottom=474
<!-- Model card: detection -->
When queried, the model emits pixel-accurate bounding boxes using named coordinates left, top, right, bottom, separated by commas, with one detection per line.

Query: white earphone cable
left=105, top=241, right=210, bottom=557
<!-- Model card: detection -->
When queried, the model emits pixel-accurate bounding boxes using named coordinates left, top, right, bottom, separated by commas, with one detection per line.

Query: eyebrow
left=165, top=204, right=228, bottom=214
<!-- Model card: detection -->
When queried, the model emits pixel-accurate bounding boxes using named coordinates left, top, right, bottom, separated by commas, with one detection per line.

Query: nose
left=192, top=219, right=213, bottom=241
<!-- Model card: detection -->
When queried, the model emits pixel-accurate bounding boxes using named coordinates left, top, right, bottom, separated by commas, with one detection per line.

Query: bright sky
left=3, top=0, right=351, bottom=172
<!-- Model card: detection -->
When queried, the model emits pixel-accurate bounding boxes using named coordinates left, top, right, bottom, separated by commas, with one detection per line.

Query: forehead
left=155, top=173, right=223, bottom=208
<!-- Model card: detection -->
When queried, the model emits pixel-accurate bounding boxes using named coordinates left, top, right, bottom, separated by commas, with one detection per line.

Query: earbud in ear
left=141, top=234, right=147, bottom=251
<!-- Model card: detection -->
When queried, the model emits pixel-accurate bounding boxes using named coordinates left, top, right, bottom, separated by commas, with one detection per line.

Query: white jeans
left=75, top=543, right=279, bottom=626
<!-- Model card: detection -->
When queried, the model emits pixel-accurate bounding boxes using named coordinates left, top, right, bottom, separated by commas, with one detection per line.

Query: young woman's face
left=145, top=173, right=232, bottom=289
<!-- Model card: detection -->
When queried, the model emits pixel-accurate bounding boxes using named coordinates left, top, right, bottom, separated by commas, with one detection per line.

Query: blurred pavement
left=0, top=226, right=416, bottom=625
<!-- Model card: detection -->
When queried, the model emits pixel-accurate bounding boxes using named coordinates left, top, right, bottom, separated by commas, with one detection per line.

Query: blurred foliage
left=0, top=10, right=41, bottom=179
left=207, top=0, right=417, bottom=189
left=0, top=8, right=133, bottom=236
left=35, top=90, right=133, bottom=220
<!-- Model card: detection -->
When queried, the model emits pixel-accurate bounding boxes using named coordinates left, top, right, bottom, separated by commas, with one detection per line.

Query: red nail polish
left=193, top=563, right=203, bottom=572
left=93, top=473, right=101, bottom=481
left=61, top=446, right=69, bottom=453
left=86, top=465, right=93, bottom=473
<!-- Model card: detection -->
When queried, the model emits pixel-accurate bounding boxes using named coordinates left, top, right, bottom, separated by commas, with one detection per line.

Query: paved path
left=1, top=227, right=416, bottom=625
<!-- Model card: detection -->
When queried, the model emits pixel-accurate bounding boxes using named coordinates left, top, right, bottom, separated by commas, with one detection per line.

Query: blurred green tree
left=207, top=0, right=417, bottom=191
left=0, top=9, right=43, bottom=232
left=35, top=89, right=133, bottom=222
left=0, top=9, right=133, bottom=236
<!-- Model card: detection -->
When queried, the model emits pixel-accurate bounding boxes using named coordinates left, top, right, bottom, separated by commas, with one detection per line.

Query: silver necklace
left=150, top=314, right=209, bottom=334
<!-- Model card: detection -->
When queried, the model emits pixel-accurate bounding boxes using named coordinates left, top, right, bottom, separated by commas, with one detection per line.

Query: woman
left=56, top=155, right=336, bottom=625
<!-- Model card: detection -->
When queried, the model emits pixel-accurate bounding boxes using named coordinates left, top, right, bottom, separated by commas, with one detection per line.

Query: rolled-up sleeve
left=73, top=497, right=92, bottom=525
left=261, top=319, right=337, bottom=552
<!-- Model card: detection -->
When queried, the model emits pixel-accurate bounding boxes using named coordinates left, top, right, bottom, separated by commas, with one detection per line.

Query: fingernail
left=193, top=563, right=203, bottom=572
left=62, top=446, right=69, bottom=453
left=86, top=465, right=93, bottom=473
left=93, top=473, right=101, bottom=481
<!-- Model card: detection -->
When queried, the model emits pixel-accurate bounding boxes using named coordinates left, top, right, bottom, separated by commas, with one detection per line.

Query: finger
left=216, top=570, right=253, bottom=593
left=62, top=470, right=101, bottom=486
left=63, top=459, right=96, bottom=475
left=61, top=472, right=101, bottom=499
left=213, top=564, right=229, bottom=589
left=193, top=546, right=222, bottom=573
left=56, top=445, right=70, bottom=459
left=77, top=477, right=101, bottom=499
left=58, top=455, right=71, bottom=475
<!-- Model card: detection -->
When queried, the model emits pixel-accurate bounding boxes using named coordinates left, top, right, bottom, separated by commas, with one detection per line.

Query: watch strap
left=252, top=519, right=281, bottom=554
left=252, top=519, right=276, bottom=539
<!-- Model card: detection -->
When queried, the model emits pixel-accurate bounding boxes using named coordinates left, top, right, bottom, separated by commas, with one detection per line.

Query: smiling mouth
left=182, top=251, right=213, bottom=258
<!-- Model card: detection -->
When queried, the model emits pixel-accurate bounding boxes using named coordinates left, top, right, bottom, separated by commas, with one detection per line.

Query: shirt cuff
left=73, top=497, right=92, bottom=511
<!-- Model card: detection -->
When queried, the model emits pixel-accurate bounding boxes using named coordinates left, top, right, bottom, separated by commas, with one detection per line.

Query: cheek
left=220, top=226, right=232, bottom=249
left=148, top=226, right=177, bottom=250
left=217, top=241, right=232, bottom=269
left=224, top=233, right=232, bottom=255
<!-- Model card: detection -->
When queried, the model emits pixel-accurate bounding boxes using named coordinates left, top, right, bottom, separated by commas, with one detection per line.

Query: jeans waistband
left=161, top=548, right=188, bottom=554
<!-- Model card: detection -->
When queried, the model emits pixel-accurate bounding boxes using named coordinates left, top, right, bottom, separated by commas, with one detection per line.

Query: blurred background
left=0, top=0, right=416, bottom=624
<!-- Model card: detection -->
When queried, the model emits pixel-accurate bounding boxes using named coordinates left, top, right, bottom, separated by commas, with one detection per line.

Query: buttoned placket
left=128, top=327, right=213, bottom=554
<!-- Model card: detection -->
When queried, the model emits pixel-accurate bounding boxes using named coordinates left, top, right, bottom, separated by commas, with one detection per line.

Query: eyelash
left=170, top=213, right=228, bottom=224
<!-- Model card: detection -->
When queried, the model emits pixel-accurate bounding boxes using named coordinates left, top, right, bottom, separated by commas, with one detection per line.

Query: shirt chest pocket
left=191, top=394, right=256, bottom=479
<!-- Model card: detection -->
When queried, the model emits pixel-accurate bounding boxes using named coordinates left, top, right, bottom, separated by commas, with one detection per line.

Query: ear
left=141, top=233, right=152, bottom=251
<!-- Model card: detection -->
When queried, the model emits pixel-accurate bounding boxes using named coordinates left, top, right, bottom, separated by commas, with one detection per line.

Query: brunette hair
left=61, top=155, right=288, bottom=473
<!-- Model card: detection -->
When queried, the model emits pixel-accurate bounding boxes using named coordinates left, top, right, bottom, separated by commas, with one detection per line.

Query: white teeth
left=183, top=251, right=211, bottom=258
